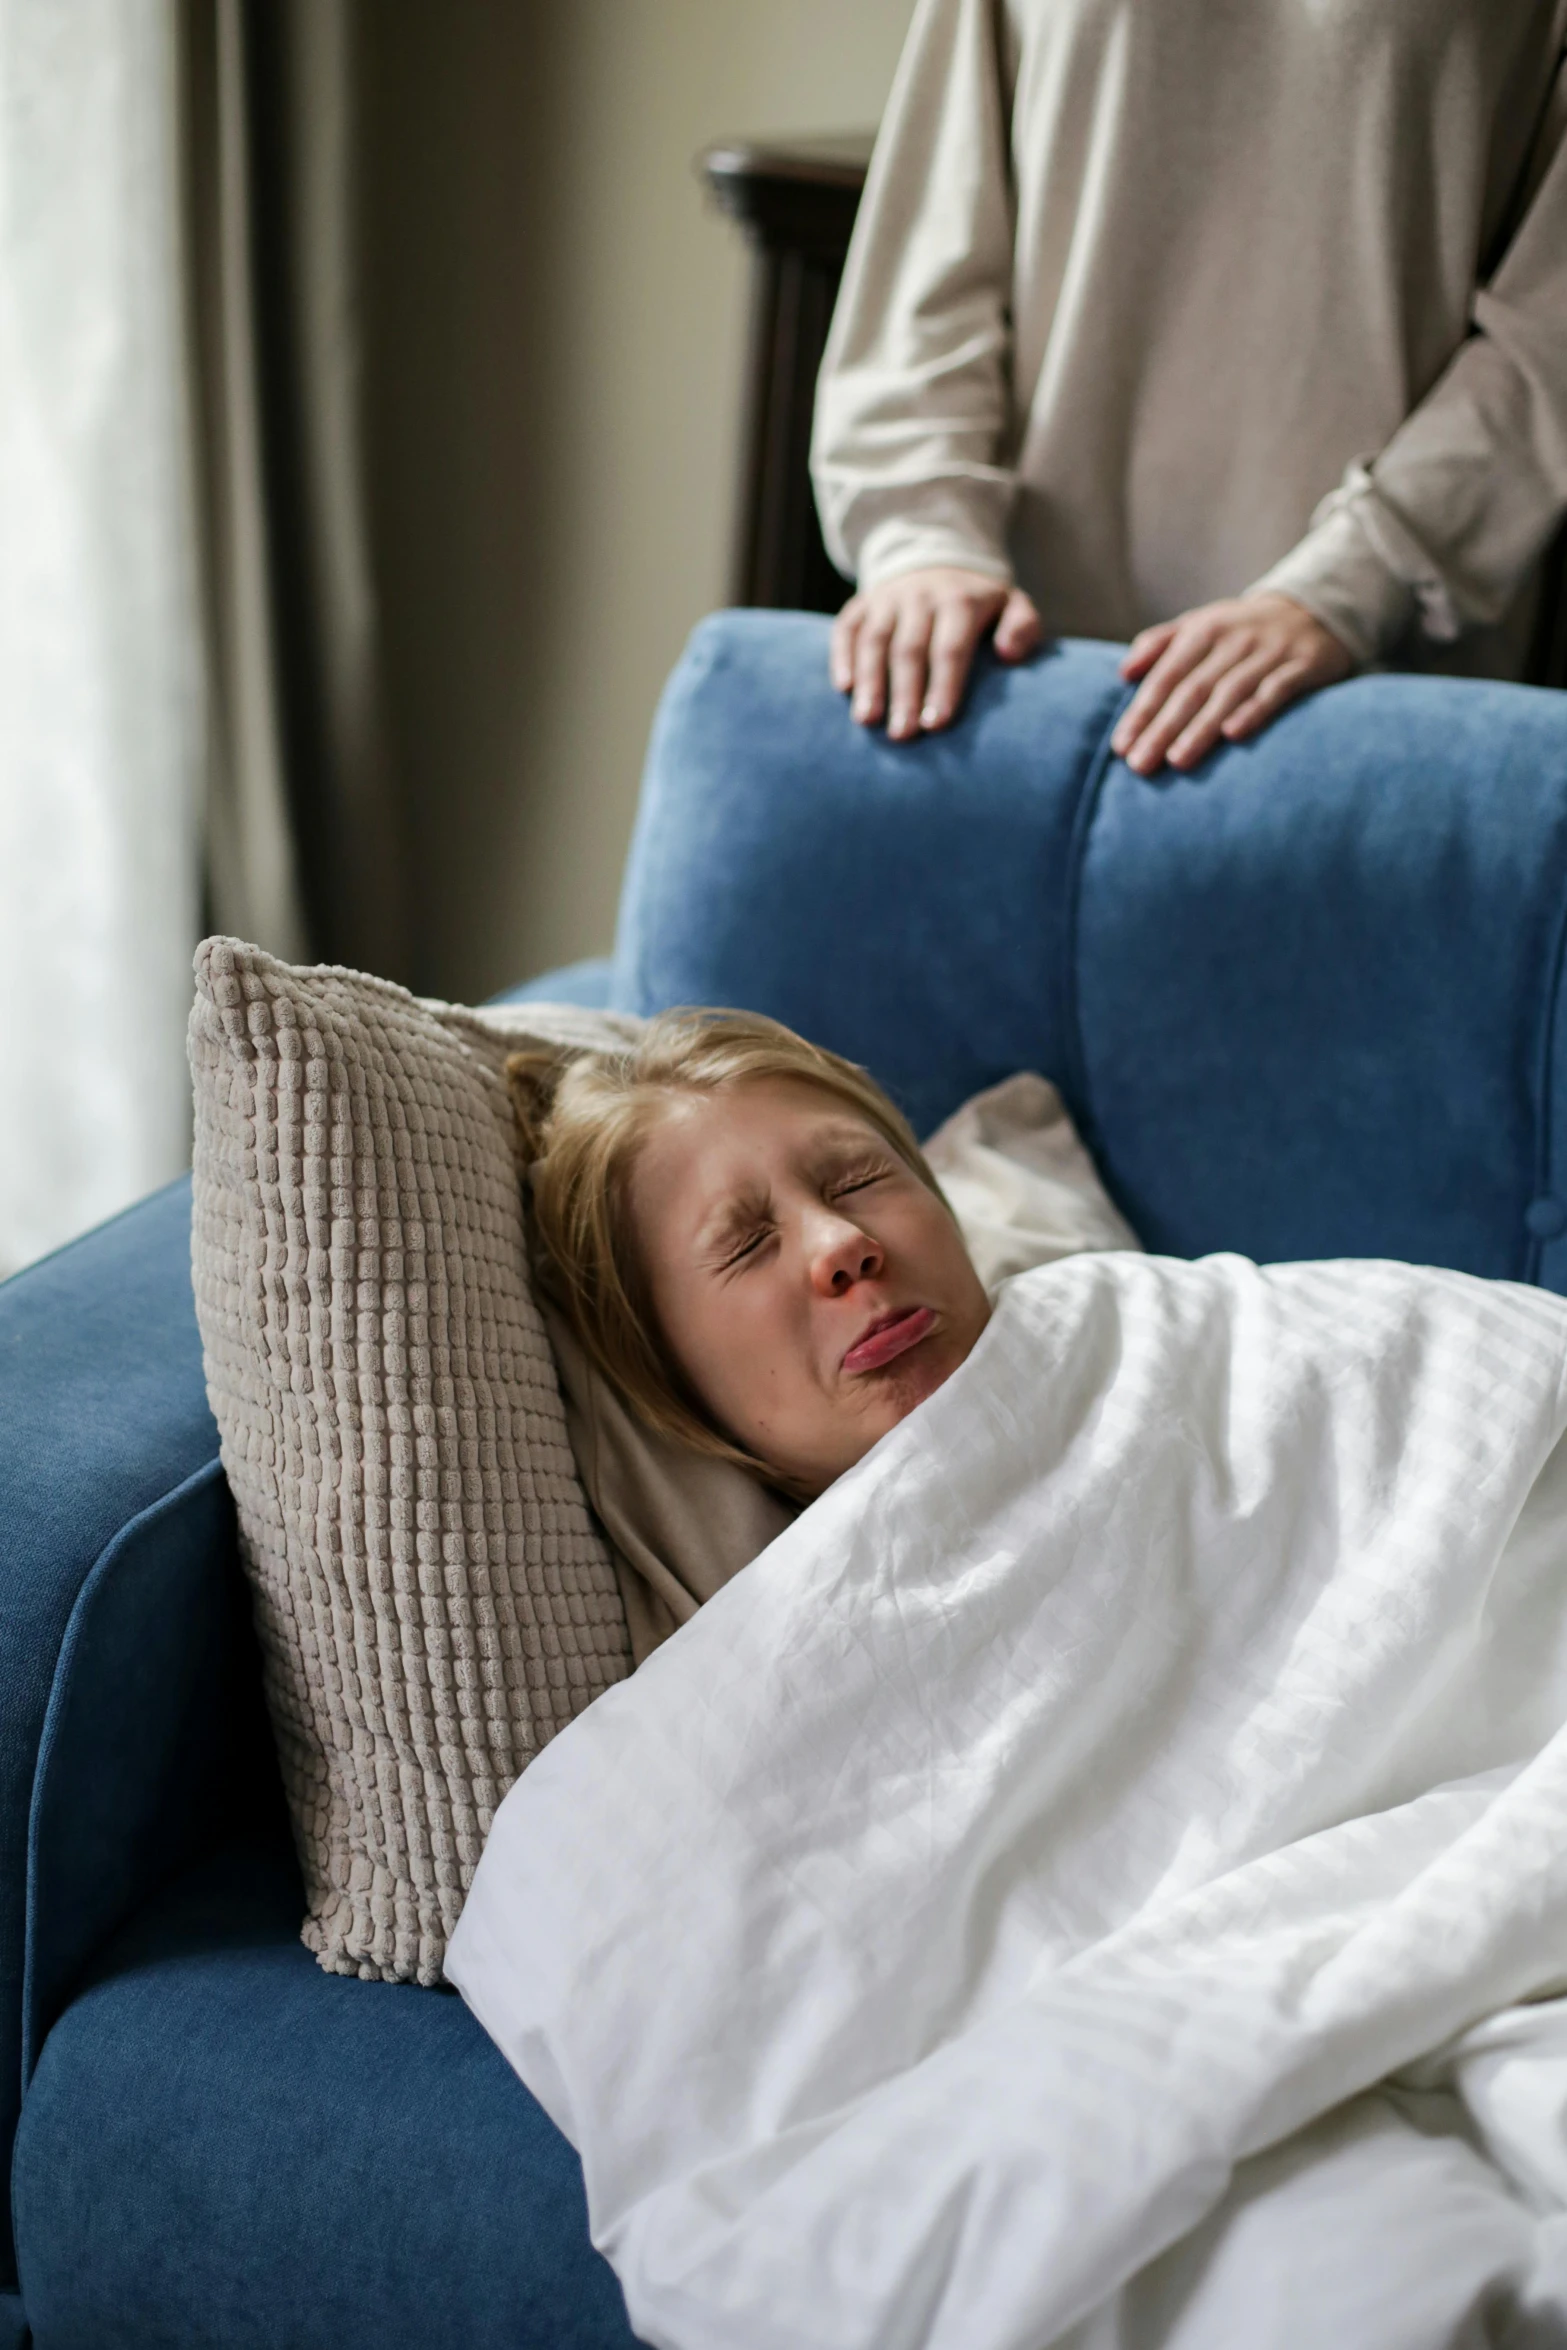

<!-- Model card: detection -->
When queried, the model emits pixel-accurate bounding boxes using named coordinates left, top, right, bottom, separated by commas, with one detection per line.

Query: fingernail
left=920, top=704, right=940, bottom=729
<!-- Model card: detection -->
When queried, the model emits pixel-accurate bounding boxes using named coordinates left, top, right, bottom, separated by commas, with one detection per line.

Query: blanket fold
left=449, top=1255, right=1567, bottom=2350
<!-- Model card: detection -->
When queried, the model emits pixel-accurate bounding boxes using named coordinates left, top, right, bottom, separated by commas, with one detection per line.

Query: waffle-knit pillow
left=188, top=939, right=636, bottom=1986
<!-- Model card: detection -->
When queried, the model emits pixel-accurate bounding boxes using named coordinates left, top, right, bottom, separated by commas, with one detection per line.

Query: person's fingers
left=842, top=568, right=1085, bottom=737
left=1119, top=620, right=1178, bottom=683
left=919, top=598, right=991, bottom=731
left=1219, top=658, right=1315, bottom=741
left=1112, top=626, right=1224, bottom=761
left=831, top=599, right=864, bottom=695
left=851, top=604, right=897, bottom=726
left=1112, top=628, right=1218, bottom=753
left=1165, top=654, right=1276, bottom=768
left=1123, top=650, right=1240, bottom=774
left=993, top=588, right=1043, bottom=664
left=887, top=601, right=938, bottom=741
left=1111, top=596, right=1354, bottom=764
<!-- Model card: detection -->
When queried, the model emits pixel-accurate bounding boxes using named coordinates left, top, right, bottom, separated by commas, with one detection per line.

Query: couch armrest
left=0, top=1179, right=281, bottom=2289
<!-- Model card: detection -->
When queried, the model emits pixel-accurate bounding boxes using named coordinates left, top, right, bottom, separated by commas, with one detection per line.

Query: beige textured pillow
left=189, top=939, right=638, bottom=1985
left=923, top=1070, right=1142, bottom=1286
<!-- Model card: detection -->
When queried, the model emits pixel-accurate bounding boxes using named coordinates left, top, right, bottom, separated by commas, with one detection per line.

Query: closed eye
left=721, top=1224, right=773, bottom=1269
left=830, top=1162, right=892, bottom=1199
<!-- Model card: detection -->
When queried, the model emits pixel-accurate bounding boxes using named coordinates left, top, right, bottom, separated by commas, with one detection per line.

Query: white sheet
left=448, top=1253, right=1567, bottom=2350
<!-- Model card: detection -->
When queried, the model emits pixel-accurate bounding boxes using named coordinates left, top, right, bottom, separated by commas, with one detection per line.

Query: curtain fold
left=0, top=0, right=405, bottom=1276
left=181, top=0, right=407, bottom=977
left=180, top=0, right=306, bottom=962
left=0, top=0, right=202, bottom=1277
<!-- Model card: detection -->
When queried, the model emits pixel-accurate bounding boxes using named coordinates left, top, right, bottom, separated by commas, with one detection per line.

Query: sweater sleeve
left=1252, top=49, right=1567, bottom=665
left=810, top=0, right=1018, bottom=591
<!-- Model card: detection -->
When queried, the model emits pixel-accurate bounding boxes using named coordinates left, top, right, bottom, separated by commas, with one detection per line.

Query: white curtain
left=0, top=0, right=203, bottom=1278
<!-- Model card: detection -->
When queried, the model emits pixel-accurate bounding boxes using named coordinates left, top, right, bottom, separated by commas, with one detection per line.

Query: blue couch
left=5, top=610, right=1567, bottom=2347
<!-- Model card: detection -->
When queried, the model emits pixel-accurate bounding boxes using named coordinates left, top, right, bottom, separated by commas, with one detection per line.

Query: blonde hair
left=507, top=1008, right=945, bottom=1477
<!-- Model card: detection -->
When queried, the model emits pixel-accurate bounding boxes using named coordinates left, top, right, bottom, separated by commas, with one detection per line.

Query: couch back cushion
left=1076, top=675, right=1567, bottom=1280
left=615, top=611, right=1567, bottom=1293
left=615, top=613, right=1128, bottom=1142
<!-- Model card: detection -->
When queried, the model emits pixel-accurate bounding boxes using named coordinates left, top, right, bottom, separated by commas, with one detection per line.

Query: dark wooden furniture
left=701, top=135, right=871, bottom=615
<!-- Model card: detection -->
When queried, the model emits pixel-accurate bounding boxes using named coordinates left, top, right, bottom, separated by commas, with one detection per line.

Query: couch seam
left=1528, top=868, right=1567, bottom=1288
left=17, top=1454, right=227, bottom=2096
left=1059, top=689, right=1138, bottom=1159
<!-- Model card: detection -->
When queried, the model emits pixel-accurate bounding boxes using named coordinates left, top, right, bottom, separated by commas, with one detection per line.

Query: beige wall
left=364, top=1, right=914, bottom=1002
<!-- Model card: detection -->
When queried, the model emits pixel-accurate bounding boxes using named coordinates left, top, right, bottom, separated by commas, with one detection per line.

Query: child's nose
left=810, top=1216, right=884, bottom=1296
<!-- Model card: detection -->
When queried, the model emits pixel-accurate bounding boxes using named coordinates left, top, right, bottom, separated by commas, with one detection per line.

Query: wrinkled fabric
left=813, top=0, right=1567, bottom=674
left=452, top=1252, right=1567, bottom=2350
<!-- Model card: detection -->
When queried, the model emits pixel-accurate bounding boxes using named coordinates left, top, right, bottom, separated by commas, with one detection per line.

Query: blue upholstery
left=495, top=956, right=616, bottom=1008
left=616, top=611, right=1567, bottom=1283
left=22, top=1464, right=281, bottom=2083
left=0, top=1181, right=225, bottom=2293
left=13, top=1843, right=634, bottom=2349
left=6, top=605, right=1567, bottom=2345
left=615, top=615, right=1127, bottom=1141
left=1075, top=680, right=1567, bottom=1278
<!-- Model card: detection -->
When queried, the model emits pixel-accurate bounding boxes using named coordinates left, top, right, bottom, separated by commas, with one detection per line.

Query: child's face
left=628, top=1077, right=991, bottom=1495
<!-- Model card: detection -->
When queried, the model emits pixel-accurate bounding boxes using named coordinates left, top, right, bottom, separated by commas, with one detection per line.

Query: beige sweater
left=812, top=0, right=1567, bottom=674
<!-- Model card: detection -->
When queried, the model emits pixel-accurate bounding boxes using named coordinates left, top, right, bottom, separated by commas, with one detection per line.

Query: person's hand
left=831, top=567, right=1043, bottom=742
left=1112, top=593, right=1354, bottom=775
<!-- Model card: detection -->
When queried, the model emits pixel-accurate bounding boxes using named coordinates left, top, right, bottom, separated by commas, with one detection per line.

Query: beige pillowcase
left=543, top=1304, right=797, bottom=1662
left=923, top=1070, right=1142, bottom=1284
left=555, top=1063, right=1141, bottom=1660
left=189, top=939, right=640, bottom=1985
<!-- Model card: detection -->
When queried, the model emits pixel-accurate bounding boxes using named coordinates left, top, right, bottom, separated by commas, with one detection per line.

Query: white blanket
left=448, top=1254, right=1567, bottom=2350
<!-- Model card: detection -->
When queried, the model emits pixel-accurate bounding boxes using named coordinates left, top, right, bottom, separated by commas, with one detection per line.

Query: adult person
left=811, top=0, right=1567, bottom=773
